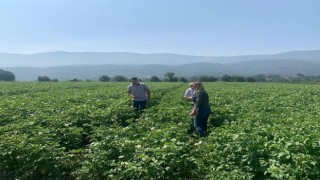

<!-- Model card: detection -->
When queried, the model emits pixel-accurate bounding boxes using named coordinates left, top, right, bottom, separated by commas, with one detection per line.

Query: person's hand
left=189, top=110, right=196, bottom=116
left=129, top=94, right=136, bottom=98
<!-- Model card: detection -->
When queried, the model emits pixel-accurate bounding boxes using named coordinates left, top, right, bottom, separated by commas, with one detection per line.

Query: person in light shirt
left=184, top=82, right=195, bottom=101
left=128, top=77, right=150, bottom=113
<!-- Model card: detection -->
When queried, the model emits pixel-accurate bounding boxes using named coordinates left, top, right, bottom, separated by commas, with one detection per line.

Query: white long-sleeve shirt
left=184, top=88, right=194, bottom=99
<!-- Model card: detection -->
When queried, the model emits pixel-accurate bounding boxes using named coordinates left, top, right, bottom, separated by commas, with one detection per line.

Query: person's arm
left=128, top=87, right=134, bottom=98
left=183, top=89, right=188, bottom=98
left=184, top=89, right=192, bottom=101
left=190, top=105, right=199, bottom=116
left=189, top=91, right=200, bottom=116
left=128, top=92, right=134, bottom=98
left=146, top=88, right=151, bottom=100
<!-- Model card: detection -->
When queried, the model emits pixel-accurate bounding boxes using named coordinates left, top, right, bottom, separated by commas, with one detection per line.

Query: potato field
left=1, top=82, right=320, bottom=179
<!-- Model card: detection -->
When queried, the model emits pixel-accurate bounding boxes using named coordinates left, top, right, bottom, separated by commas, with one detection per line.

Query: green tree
left=150, top=76, right=161, bottom=82
left=38, top=76, right=51, bottom=82
left=247, top=77, right=256, bottom=82
left=296, top=73, right=304, bottom=78
left=254, top=74, right=266, bottom=82
left=221, top=74, right=232, bottom=82
left=113, top=75, right=128, bottom=82
left=179, top=77, right=188, bottom=82
left=70, top=78, right=81, bottom=82
left=208, top=76, right=218, bottom=82
left=0, top=69, right=15, bottom=81
left=164, top=72, right=176, bottom=82
left=232, top=76, right=246, bottom=82
left=199, top=75, right=218, bottom=82
left=99, top=75, right=110, bottom=82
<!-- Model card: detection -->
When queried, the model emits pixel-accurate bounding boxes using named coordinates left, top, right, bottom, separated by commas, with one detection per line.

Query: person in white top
left=184, top=82, right=195, bottom=101
left=128, top=77, right=151, bottom=112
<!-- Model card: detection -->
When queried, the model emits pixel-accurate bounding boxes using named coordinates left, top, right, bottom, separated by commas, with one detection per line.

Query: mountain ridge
left=1, top=50, right=320, bottom=81
left=1, top=50, right=320, bottom=67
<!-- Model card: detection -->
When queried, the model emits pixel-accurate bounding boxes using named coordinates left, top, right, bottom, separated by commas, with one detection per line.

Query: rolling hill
left=1, top=50, right=320, bottom=81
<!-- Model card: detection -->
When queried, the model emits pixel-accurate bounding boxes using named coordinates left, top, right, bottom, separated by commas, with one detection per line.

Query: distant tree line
left=96, top=73, right=320, bottom=83
left=2, top=69, right=320, bottom=84
left=34, top=73, right=320, bottom=83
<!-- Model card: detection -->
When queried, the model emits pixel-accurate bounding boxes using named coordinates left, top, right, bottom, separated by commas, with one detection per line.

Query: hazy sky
left=0, top=0, right=319, bottom=56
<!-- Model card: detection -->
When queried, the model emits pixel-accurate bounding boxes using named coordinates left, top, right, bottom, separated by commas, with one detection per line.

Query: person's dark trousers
left=194, top=108, right=210, bottom=137
left=132, top=100, right=147, bottom=113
